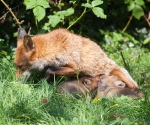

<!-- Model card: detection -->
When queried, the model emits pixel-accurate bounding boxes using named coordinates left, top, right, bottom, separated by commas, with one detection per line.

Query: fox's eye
left=84, top=81, right=87, bottom=84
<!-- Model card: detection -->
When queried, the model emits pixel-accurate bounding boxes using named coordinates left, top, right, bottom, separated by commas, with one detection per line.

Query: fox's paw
left=44, top=68, right=58, bottom=79
left=47, top=66, right=60, bottom=72
left=45, top=68, right=55, bottom=74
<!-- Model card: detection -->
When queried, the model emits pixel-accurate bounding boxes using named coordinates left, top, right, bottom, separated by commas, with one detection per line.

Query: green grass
left=0, top=48, right=150, bottom=125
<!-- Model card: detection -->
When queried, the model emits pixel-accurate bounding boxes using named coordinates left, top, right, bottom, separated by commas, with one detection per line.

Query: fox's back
left=31, top=29, right=82, bottom=57
left=17, top=29, right=119, bottom=75
left=79, top=37, right=118, bottom=76
left=36, top=29, right=118, bottom=75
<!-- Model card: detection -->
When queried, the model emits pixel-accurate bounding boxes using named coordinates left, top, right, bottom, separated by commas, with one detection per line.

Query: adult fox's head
left=14, top=28, right=35, bottom=79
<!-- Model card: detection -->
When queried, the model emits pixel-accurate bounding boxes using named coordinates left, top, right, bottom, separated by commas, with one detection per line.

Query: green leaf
left=81, top=3, right=92, bottom=8
left=132, top=5, right=143, bottom=20
left=65, top=8, right=74, bottom=16
left=92, top=7, right=106, bottom=19
left=25, top=0, right=37, bottom=9
left=23, top=0, right=29, bottom=6
left=33, top=6, right=45, bottom=21
left=42, top=23, right=50, bottom=30
left=57, top=8, right=74, bottom=17
left=48, top=15, right=61, bottom=27
left=143, top=37, right=150, bottom=45
left=37, top=0, right=50, bottom=8
left=91, top=0, right=103, bottom=7
left=24, top=0, right=50, bottom=9
left=112, top=32, right=123, bottom=41
left=135, top=0, right=145, bottom=6
left=127, top=2, right=135, bottom=11
left=124, top=0, right=130, bottom=4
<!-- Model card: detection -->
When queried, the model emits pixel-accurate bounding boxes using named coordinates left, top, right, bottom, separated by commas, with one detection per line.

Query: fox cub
left=57, top=76, right=100, bottom=98
left=14, top=28, right=138, bottom=88
left=97, top=75, right=144, bottom=98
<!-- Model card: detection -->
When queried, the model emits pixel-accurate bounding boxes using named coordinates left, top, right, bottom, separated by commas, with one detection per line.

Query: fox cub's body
left=57, top=76, right=99, bottom=98
left=97, top=75, right=144, bottom=98
left=14, top=28, right=138, bottom=88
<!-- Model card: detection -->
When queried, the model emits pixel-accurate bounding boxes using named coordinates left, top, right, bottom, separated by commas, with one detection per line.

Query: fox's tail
left=110, top=68, right=139, bottom=88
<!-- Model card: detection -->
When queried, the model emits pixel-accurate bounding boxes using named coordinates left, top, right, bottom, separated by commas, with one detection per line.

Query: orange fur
left=111, top=69, right=138, bottom=88
left=14, top=28, right=138, bottom=88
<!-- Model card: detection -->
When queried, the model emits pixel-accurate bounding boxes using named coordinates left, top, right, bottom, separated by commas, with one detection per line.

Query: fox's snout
left=16, top=68, right=24, bottom=78
left=15, top=63, right=31, bottom=79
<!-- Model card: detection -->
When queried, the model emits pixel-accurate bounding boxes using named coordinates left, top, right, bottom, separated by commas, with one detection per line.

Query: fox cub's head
left=14, top=28, right=35, bottom=78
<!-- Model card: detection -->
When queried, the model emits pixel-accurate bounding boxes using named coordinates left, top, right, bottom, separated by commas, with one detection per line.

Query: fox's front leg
left=45, top=66, right=78, bottom=78
left=45, top=60, right=80, bottom=78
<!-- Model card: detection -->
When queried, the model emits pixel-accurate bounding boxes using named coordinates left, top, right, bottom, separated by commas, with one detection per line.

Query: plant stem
left=122, top=15, right=133, bottom=32
left=0, top=0, right=21, bottom=27
left=144, top=14, right=150, bottom=27
left=67, top=8, right=87, bottom=30
left=120, top=51, right=128, bottom=69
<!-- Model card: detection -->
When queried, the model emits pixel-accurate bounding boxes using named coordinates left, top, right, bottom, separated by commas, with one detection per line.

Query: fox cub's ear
left=23, top=35, right=35, bottom=52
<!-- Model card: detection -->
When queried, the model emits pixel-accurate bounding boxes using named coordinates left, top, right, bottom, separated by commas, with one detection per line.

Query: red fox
left=14, top=28, right=138, bottom=88
left=57, top=76, right=100, bottom=98
left=97, top=75, right=144, bottom=98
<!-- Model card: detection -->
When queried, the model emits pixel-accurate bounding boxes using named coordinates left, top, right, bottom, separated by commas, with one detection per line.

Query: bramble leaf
left=135, top=0, right=145, bottom=6
left=65, top=8, right=74, bottom=16
left=92, top=7, right=106, bottom=19
left=91, top=0, right=103, bottom=7
left=42, top=23, right=50, bottom=31
left=57, top=8, right=74, bottom=17
left=37, top=0, right=50, bottom=8
left=127, top=2, right=135, bottom=11
left=48, top=15, right=61, bottom=27
left=25, top=0, right=37, bottom=9
left=132, top=5, right=143, bottom=20
left=81, top=3, right=92, bottom=8
left=24, top=0, right=50, bottom=9
left=33, top=6, right=45, bottom=22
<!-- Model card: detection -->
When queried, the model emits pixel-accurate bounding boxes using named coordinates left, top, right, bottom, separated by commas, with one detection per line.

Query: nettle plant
left=23, top=0, right=106, bottom=31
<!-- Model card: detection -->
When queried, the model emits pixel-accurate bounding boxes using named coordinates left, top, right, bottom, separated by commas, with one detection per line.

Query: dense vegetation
left=0, top=0, right=150, bottom=55
left=0, top=0, right=150, bottom=124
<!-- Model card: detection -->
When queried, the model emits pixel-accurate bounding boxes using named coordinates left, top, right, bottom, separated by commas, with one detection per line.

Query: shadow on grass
left=47, top=94, right=78, bottom=121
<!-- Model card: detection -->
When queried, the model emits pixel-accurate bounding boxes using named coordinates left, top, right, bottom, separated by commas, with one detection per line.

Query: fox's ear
left=23, top=35, right=35, bottom=52
left=83, top=79, right=92, bottom=85
left=95, top=75, right=103, bottom=82
left=17, top=28, right=27, bottom=40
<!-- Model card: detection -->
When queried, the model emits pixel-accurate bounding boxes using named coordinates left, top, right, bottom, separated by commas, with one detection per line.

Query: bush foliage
left=0, top=0, right=150, bottom=57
